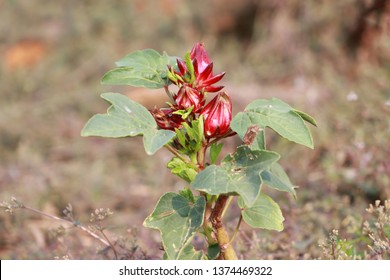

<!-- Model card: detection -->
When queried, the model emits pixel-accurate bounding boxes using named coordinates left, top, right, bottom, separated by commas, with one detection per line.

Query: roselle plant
left=81, top=43, right=316, bottom=260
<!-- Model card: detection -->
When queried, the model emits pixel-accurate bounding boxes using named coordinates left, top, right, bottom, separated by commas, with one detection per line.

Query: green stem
left=196, top=142, right=220, bottom=251
left=164, top=144, right=198, bottom=169
left=190, top=153, right=198, bottom=165
left=164, top=85, right=174, bottom=104
left=229, top=214, right=242, bottom=244
left=221, top=196, right=233, bottom=218
left=196, top=143, right=207, bottom=170
left=164, top=144, right=184, bottom=160
left=202, top=200, right=216, bottom=245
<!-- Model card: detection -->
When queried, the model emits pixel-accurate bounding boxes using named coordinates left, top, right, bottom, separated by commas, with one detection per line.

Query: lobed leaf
left=238, top=193, right=285, bottom=231
left=81, top=92, right=175, bottom=155
left=191, top=146, right=280, bottom=207
left=101, top=49, right=177, bottom=89
left=143, top=192, right=206, bottom=260
left=261, top=162, right=297, bottom=198
left=162, top=243, right=204, bottom=260
left=231, top=98, right=316, bottom=149
left=176, top=243, right=205, bottom=260
left=230, top=112, right=266, bottom=150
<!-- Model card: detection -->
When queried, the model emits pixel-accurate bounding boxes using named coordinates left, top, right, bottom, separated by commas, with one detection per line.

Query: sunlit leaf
left=230, top=112, right=266, bottom=150
left=238, top=193, right=284, bottom=231
left=261, top=162, right=296, bottom=198
left=102, top=49, right=177, bottom=89
left=167, top=158, right=198, bottom=183
left=191, top=146, right=280, bottom=207
left=231, top=98, right=315, bottom=149
left=81, top=92, right=175, bottom=155
left=143, top=192, right=205, bottom=260
left=294, top=109, right=317, bottom=127
left=210, top=142, right=223, bottom=164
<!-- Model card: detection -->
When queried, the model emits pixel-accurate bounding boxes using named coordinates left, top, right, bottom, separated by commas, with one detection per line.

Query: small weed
left=0, top=197, right=145, bottom=259
left=320, top=200, right=390, bottom=260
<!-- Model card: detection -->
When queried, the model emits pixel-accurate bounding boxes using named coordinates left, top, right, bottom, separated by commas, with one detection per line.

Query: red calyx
left=200, top=92, right=232, bottom=138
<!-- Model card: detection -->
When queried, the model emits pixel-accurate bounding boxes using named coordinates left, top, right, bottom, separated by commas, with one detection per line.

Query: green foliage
left=261, top=162, right=296, bottom=198
left=191, top=146, right=280, bottom=207
left=231, top=98, right=315, bottom=149
left=175, top=117, right=204, bottom=156
left=163, top=243, right=205, bottom=260
left=102, top=49, right=177, bottom=89
left=320, top=200, right=390, bottom=260
left=143, top=192, right=206, bottom=260
left=207, top=243, right=220, bottom=260
left=81, top=45, right=316, bottom=260
left=230, top=113, right=266, bottom=150
left=175, top=243, right=205, bottom=260
left=184, top=52, right=196, bottom=83
left=294, top=109, right=318, bottom=127
left=210, top=142, right=223, bottom=164
left=238, top=193, right=285, bottom=231
left=81, top=92, right=175, bottom=155
left=172, top=107, right=194, bottom=119
left=167, top=158, right=198, bottom=183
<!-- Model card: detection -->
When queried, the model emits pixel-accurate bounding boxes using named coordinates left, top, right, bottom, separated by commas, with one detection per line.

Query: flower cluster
left=151, top=43, right=232, bottom=139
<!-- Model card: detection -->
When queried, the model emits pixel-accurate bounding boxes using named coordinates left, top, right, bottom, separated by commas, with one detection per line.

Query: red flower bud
left=190, top=42, right=211, bottom=74
left=177, top=58, right=187, bottom=76
left=174, top=85, right=205, bottom=112
left=200, top=92, right=232, bottom=138
left=150, top=108, right=183, bottom=130
left=168, top=42, right=225, bottom=93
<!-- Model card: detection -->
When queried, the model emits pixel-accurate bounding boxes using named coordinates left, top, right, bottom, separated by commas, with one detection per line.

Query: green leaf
left=143, top=192, right=206, bottom=260
left=191, top=146, right=280, bottom=207
left=179, top=188, right=195, bottom=203
left=261, top=163, right=296, bottom=198
left=294, top=109, right=317, bottom=127
left=230, top=112, right=266, bottom=150
left=231, top=98, right=315, bottom=149
left=172, top=107, right=193, bottom=119
left=164, top=242, right=205, bottom=260
left=175, top=128, right=187, bottom=148
left=184, top=52, right=195, bottom=83
left=167, top=158, right=198, bottom=183
left=238, top=193, right=285, bottom=231
left=176, top=243, right=205, bottom=260
left=207, top=243, right=220, bottom=260
left=175, top=117, right=204, bottom=156
left=210, top=142, right=223, bottom=164
left=81, top=92, right=175, bottom=155
left=183, top=117, right=203, bottom=146
left=101, top=49, right=177, bottom=89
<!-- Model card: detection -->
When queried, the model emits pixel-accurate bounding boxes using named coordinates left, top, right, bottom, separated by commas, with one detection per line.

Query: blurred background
left=0, top=0, right=389, bottom=259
